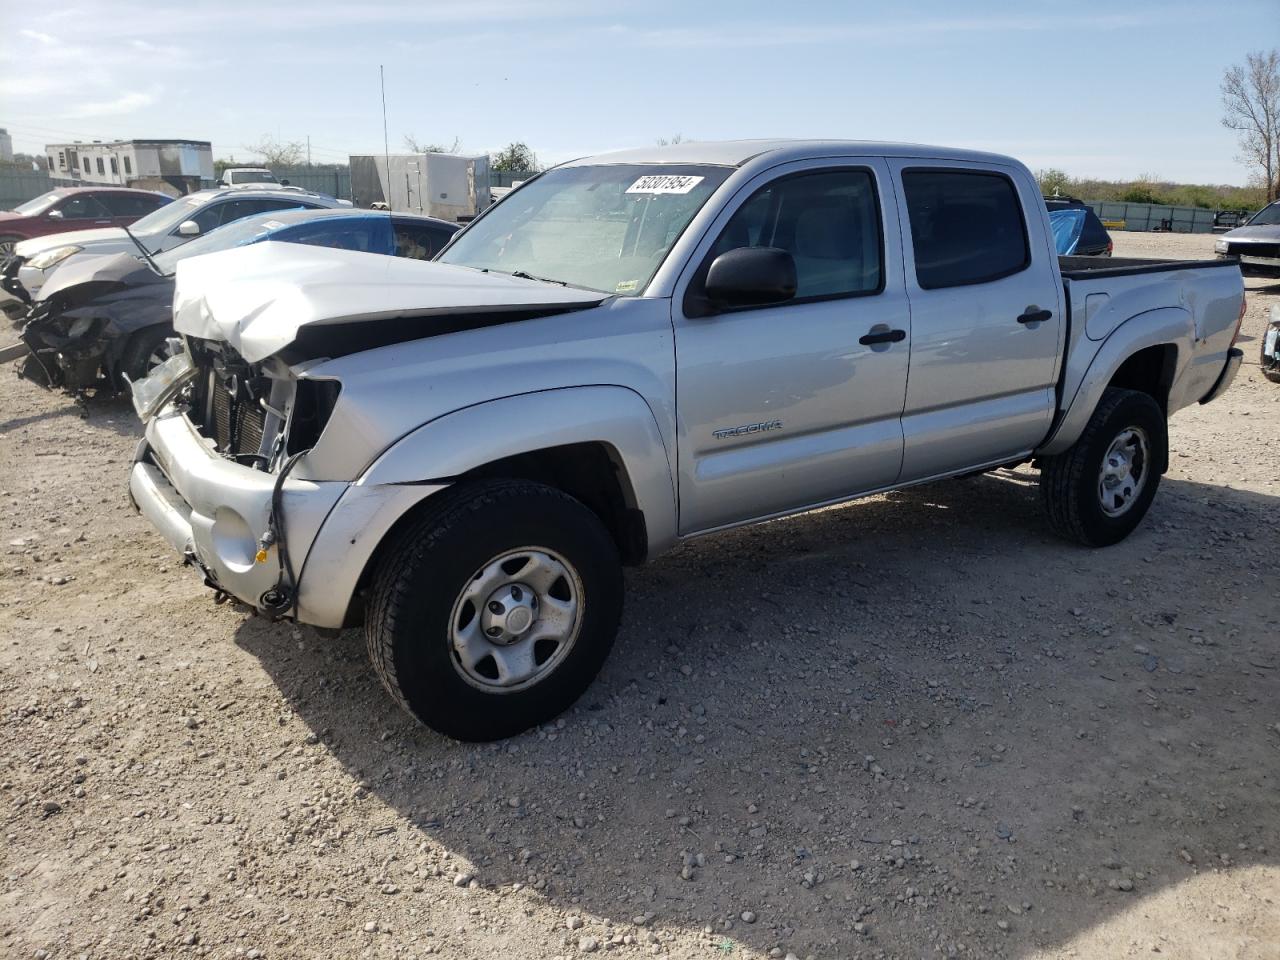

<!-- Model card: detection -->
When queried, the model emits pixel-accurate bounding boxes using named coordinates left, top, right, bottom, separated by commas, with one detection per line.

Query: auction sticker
left=626, top=174, right=704, bottom=195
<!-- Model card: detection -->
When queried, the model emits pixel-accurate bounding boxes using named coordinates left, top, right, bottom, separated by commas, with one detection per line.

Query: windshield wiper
left=508, top=269, right=568, bottom=287
left=124, top=226, right=166, bottom=276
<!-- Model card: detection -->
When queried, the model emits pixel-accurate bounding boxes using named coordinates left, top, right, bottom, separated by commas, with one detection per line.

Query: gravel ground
left=2, top=232, right=1278, bottom=960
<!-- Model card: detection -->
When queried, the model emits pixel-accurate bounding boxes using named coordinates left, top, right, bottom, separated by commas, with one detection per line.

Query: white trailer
left=349, top=153, right=491, bottom=221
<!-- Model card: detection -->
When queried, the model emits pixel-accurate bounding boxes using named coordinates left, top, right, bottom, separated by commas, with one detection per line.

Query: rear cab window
left=901, top=169, right=1030, bottom=289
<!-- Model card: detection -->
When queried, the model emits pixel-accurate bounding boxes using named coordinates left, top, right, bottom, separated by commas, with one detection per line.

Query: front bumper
left=129, top=409, right=348, bottom=617
left=1199, top=347, right=1243, bottom=405
left=1217, top=251, right=1280, bottom=273
left=130, top=404, right=447, bottom=627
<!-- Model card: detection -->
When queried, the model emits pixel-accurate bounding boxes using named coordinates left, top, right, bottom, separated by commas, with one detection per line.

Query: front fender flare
left=1037, top=307, right=1190, bottom=456
left=361, top=386, right=677, bottom=544
left=293, top=386, right=677, bottom=628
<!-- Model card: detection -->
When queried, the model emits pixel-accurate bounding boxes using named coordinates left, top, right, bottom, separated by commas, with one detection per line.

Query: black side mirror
left=704, top=246, right=797, bottom=311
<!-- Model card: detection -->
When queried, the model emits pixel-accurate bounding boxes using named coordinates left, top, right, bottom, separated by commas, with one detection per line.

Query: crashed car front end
left=18, top=285, right=169, bottom=392
left=130, top=337, right=356, bottom=619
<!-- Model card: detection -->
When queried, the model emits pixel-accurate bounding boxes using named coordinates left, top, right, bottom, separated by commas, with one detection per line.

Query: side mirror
left=704, top=246, right=797, bottom=310
left=177, top=219, right=201, bottom=236
left=46, top=209, right=63, bottom=220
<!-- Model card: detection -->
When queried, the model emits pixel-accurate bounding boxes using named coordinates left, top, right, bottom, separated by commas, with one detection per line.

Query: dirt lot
left=2, top=232, right=1278, bottom=960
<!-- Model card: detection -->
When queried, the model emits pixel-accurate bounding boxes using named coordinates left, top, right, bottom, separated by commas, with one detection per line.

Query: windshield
left=150, top=211, right=295, bottom=275
left=438, top=164, right=733, bottom=294
left=13, top=192, right=61, bottom=216
left=230, top=170, right=276, bottom=184
left=1247, top=201, right=1280, bottom=226
left=127, top=194, right=213, bottom=236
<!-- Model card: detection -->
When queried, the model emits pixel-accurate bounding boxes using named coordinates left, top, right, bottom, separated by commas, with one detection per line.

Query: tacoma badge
left=713, top=419, right=783, bottom=440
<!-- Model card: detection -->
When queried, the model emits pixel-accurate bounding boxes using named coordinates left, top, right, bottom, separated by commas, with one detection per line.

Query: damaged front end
left=129, top=335, right=346, bottom=619
left=18, top=283, right=169, bottom=393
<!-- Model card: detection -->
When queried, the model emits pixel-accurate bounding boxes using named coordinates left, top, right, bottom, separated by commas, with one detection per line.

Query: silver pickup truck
left=128, top=140, right=1245, bottom=740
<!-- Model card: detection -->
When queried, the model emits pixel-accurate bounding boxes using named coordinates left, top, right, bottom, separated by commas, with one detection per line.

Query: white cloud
left=62, top=91, right=158, bottom=119
left=19, top=28, right=58, bottom=44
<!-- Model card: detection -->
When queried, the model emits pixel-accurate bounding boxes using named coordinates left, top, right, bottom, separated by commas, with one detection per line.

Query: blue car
left=17, top=209, right=460, bottom=392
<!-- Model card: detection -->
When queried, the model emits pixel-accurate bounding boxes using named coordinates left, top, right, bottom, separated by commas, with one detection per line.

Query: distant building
left=0, top=129, right=13, bottom=163
left=44, top=139, right=213, bottom=194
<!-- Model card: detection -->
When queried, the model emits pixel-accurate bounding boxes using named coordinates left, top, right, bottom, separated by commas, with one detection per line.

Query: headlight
left=28, top=245, right=83, bottom=270
left=1214, top=239, right=1228, bottom=253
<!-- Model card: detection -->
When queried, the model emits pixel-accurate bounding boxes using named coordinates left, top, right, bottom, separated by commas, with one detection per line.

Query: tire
left=1261, top=332, right=1280, bottom=384
left=0, top=235, right=22, bottom=257
left=1040, top=387, right=1166, bottom=547
left=365, top=479, right=623, bottom=741
left=117, top=325, right=177, bottom=388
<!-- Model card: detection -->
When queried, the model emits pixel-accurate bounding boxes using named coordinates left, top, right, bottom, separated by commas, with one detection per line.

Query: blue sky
left=3, top=0, right=1278, bottom=183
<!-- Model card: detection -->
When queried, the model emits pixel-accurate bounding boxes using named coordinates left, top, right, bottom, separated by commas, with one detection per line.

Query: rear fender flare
left=1038, top=306, right=1190, bottom=456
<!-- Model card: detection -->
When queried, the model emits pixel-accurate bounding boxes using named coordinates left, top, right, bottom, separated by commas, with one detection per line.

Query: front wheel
left=365, top=479, right=623, bottom=741
left=1040, top=387, right=1166, bottom=546
left=117, top=325, right=178, bottom=388
left=0, top=235, right=22, bottom=257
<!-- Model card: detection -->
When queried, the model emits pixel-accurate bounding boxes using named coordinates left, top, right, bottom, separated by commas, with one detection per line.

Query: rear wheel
left=365, top=479, right=624, bottom=741
left=117, top=325, right=177, bottom=388
left=1040, top=387, right=1166, bottom=546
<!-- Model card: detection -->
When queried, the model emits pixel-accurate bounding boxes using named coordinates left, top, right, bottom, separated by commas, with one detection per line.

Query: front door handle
left=1017, top=308, right=1052, bottom=324
left=859, top=328, right=907, bottom=346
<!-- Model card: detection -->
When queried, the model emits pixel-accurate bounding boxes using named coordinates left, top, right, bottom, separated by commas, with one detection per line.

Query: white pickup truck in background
left=129, top=139, right=1246, bottom=740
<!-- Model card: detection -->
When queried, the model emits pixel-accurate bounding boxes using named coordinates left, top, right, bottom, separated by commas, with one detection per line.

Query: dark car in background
left=1044, top=195, right=1113, bottom=256
left=15, top=208, right=459, bottom=393
left=0, top=187, right=173, bottom=256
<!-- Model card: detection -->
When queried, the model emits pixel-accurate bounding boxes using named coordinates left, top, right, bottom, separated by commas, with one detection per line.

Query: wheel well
left=457, top=442, right=646, bottom=564
left=1107, top=344, right=1176, bottom=413
left=1106, top=344, right=1175, bottom=475
left=342, top=442, right=646, bottom=628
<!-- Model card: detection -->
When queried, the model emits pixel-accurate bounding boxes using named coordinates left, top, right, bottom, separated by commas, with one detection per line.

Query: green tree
left=1035, top=167, right=1073, bottom=196
left=491, top=142, right=539, bottom=173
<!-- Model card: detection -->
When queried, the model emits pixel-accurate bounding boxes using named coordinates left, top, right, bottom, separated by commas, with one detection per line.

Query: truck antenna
left=380, top=65, right=391, bottom=214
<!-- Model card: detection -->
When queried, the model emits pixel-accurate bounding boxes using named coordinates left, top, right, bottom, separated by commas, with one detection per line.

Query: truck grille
left=1227, top=241, right=1280, bottom=259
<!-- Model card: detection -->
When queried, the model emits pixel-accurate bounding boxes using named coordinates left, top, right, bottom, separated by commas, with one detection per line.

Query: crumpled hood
left=1222, top=224, right=1280, bottom=241
left=35, top=251, right=159, bottom=302
left=14, top=227, right=130, bottom=258
left=173, top=241, right=609, bottom=362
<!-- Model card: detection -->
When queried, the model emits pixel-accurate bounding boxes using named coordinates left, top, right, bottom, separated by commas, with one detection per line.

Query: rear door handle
left=859, top=328, right=907, bottom=346
left=1017, top=308, right=1052, bottom=324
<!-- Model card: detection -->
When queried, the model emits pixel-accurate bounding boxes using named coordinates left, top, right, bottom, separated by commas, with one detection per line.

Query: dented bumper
left=129, top=409, right=347, bottom=618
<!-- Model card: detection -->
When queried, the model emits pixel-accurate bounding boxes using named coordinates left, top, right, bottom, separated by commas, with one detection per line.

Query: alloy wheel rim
left=448, top=547, right=583, bottom=692
left=1097, top=426, right=1150, bottom=517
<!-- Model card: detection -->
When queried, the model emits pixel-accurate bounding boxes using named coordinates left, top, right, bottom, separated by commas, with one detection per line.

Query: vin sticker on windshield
left=626, top=174, right=705, bottom=195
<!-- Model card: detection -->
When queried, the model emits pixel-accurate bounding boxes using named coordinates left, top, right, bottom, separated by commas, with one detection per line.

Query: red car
left=0, top=187, right=174, bottom=256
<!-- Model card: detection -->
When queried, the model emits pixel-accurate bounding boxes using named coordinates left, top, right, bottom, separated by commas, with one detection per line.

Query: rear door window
left=189, top=198, right=317, bottom=233
left=100, top=193, right=169, bottom=218
left=902, top=170, right=1030, bottom=289
left=392, top=220, right=457, bottom=259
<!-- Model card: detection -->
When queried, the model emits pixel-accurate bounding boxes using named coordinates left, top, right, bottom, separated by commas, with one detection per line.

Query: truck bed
left=1058, top=255, right=1237, bottom=280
